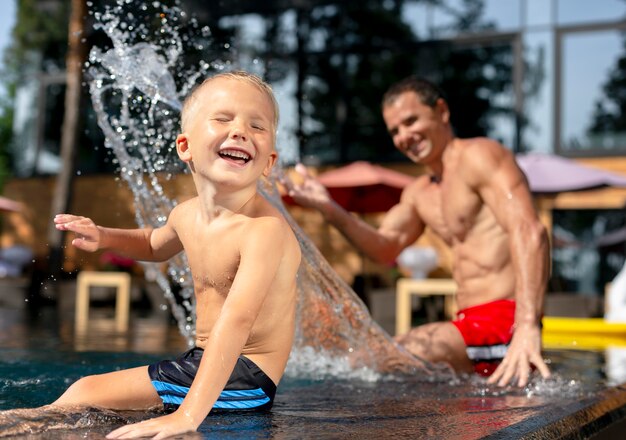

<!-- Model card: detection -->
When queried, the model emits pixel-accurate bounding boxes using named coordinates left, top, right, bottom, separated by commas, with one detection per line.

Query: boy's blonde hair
left=180, top=71, right=280, bottom=134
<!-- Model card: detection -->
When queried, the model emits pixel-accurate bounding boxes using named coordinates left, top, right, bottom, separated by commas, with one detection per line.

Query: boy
left=53, top=71, right=301, bottom=439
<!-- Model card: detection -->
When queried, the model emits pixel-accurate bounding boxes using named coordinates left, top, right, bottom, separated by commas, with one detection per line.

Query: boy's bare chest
left=177, top=221, right=241, bottom=293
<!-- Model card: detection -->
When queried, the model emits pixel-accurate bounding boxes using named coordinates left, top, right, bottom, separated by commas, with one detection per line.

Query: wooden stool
left=395, top=278, right=457, bottom=336
left=75, top=271, right=131, bottom=333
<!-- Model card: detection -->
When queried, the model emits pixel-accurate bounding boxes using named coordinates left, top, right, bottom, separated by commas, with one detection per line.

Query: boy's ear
left=176, top=134, right=192, bottom=162
left=262, top=151, right=278, bottom=177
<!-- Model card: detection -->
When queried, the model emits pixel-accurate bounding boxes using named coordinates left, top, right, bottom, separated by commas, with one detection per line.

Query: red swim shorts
left=451, top=299, right=516, bottom=376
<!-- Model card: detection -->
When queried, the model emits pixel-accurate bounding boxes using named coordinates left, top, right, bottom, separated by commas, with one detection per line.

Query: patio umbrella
left=515, top=153, right=626, bottom=193
left=316, top=161, right=414, bottom=213
left=0, top=196, right=21, bottom=213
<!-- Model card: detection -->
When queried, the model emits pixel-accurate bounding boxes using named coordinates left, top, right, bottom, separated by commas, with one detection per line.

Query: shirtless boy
left=53, top=71, right=301, bottom=438
left=285, top=76, right=550, bottom=387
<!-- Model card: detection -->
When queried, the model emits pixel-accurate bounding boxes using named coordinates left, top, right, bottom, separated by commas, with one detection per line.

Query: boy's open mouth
left=219, top=148, right=252, bottom=165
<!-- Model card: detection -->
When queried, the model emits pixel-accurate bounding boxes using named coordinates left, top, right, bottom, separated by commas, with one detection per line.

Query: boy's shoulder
left=243, top=199, right=299, bottom=255
left=168, top=197, right=197, bottom=219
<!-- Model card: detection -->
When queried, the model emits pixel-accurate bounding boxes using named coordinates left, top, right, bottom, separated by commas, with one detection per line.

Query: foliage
left=0, top=0, right=71, bottom=184
left=588, top=35, right=626, bottom=139
left=243, top=0, right=518, bottom=162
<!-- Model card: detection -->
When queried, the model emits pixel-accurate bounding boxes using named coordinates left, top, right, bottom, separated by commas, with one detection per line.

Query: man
left=285, top=76, right=550, bottom=387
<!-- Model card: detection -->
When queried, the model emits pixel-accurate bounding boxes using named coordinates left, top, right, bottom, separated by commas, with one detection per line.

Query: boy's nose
left=230, top=124, right=248, bottom=142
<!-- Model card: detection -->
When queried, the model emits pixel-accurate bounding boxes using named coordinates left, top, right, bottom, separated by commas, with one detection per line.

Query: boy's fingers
left=71, top=238, right=97, bottom=252
left=54, top=214, right=82, bottom=223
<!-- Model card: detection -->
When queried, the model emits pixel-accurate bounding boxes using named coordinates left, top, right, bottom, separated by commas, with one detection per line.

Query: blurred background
left=0, top=0, right=625, bottom=324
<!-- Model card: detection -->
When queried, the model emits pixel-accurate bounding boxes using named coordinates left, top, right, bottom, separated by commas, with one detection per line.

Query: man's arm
left=284, top=164, right=425, bottom=264
left=106, top=217, right=295, bottom=439
left=54, top=209, right=183, bottom=262
left=464, top=140, right=551, bottom=387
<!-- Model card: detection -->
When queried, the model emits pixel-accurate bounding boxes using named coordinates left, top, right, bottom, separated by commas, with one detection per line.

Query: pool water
left=1, top=345, right=625, bottom=439
left=1, top=305, right=626, bottom=438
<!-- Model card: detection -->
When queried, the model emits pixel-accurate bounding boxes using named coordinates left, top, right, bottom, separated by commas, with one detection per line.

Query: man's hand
left=106, top=411, right=200, bottom=440
left=281, top=163, right=333, bottom=211
left=54, top=214, right=102, bottom=253
left=487, top=322, right=550, bottom=387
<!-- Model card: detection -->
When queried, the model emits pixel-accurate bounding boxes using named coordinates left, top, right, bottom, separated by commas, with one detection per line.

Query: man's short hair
left=181, top=71, right=279, bottom=132
left=382, top=76, right=447, bottom=109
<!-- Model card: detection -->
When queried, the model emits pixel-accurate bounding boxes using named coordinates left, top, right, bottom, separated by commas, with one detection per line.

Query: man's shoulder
left=455, top=137, right=514, bottom=166
left=457, top=136, right=508, bottom=154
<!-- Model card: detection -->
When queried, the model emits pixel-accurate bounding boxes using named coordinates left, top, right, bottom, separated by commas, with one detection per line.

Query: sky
left=0, top=0, right=16, bottom=98
left=0, top=0, right=15, bottom=56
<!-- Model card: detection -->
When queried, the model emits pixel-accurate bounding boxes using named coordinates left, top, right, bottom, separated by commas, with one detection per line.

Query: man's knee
left=396, top=322, right=472, bottom=369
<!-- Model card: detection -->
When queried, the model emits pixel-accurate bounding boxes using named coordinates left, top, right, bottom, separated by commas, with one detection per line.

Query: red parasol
left=316, top=161, right=414, bottom=213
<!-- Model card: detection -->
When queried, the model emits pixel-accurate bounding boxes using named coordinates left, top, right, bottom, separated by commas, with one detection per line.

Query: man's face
left=382, top=91, right=449, bottom=165
left=177, top=77, right=277, bottom=188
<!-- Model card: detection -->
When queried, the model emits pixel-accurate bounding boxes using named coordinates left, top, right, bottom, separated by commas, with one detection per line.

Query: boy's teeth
left=220, top=149, right=251, bottom=162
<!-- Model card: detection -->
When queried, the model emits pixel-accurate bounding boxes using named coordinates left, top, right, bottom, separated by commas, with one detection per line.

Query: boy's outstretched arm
left=106, top=217, right=293, bottom=439
left=54, top=212, right=183, bottom=262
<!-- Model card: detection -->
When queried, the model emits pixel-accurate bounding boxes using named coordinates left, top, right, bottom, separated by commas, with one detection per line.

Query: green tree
left=0, top=0, right=70, bottom=187
left=587, top=35, right=626, bottom=150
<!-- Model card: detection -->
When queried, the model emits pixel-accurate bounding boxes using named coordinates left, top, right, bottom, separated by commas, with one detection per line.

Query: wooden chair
left=75, top=271, right=131, bottom=334
left=395, top=278, right=457, bottom=335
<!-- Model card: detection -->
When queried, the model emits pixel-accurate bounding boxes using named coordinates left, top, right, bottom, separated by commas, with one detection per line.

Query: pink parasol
left=515, top=153, right=626, bottom=193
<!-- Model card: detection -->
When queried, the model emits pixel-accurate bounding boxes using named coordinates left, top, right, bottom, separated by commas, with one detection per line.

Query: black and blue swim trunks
left=148, top=347, right=277, bottom=412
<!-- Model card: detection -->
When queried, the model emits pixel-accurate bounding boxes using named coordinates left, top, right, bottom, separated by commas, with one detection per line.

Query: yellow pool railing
left=542, top=317, right=626, bottom=350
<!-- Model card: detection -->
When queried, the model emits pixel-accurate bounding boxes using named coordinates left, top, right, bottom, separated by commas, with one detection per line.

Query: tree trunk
left=46, top=0, right=87, bottom=279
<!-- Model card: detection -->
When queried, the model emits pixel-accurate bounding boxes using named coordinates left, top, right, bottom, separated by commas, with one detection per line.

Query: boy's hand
left=106, top=412, right=199, bottom=439
left=54, top=214, right=102, bottom=252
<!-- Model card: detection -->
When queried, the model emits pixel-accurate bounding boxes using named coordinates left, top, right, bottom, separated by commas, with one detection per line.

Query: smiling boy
left=53, top=71, right=301, bottom=438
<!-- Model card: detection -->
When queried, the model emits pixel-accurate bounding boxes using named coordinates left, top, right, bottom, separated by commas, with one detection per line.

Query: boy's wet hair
left=181, top=71, right=279, bottom=132
left=382, top=76, right=447, bottom=109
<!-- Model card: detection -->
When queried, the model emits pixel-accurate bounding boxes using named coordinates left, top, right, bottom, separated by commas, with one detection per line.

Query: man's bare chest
left=416, top=181, right=483, bottom=243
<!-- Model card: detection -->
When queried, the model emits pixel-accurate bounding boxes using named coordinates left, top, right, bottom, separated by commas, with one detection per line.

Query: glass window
left=552, top=209, right=626, bottom=295
left=298, top=37, right=517, bottom=163
left=525, top=0, right=553, bottom=28
left=483, top=0, right=522, bottom=30
left=426, top=0, right=520, bottom=38
left=522, top=30, right=553, bottom=153
left=557, top=0, right=626, bottom=26
left=560, top=28, right=626, bottom=155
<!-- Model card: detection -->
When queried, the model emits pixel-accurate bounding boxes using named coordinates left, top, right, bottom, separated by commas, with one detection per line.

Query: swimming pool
left=1, top=339, right=625, bottom=439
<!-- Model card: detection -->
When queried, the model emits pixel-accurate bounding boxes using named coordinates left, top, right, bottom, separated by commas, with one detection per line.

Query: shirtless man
left=285, top=76, right=550, bottom=387
left=53, top=71, right=301, bottom=438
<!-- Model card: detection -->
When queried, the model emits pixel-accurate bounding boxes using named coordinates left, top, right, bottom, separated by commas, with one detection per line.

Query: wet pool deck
left=1, top=280, right=626, bottom=439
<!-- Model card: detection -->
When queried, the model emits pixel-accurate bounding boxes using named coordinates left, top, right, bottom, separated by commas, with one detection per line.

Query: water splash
left=86, top=0, right=436, bottom=379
